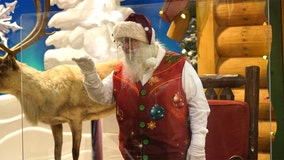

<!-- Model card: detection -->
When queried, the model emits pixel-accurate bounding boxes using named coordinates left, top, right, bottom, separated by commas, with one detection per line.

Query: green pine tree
left=180, top=18, right=198, bottom=71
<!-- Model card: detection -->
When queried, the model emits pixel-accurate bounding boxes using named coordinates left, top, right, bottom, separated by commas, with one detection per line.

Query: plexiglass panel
left=0, top=0, right=277, bottom=160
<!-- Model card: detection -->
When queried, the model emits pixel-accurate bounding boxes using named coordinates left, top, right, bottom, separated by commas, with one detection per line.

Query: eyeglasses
left=115, top=37, right=141, bottom=49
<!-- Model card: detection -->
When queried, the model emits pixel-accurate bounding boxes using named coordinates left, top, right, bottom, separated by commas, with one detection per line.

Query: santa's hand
left=72, top=54, right=96, bottom=75
left=187, top=144, right=206, bottom=160
left=72, top=54, right=101, bottom=87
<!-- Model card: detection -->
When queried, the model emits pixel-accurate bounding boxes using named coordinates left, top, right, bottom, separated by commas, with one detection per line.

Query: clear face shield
left=115, top=37, right=143, bottom=62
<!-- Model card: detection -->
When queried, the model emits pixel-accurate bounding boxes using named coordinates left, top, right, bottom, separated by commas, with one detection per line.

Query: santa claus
left=73, top=13, right=210, bottom=160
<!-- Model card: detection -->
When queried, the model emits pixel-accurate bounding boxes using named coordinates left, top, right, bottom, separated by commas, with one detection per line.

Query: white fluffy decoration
left=44, top=47, right=85, bottom=68
left=83, top=26, right=114, bottom=61
left=45, top=30, right=70, bottom=48
left=69, top=26, right=86, bottom=49
left=50, top=0, right=83, bottom=10
left=44, top=0, right=133, bottom=70
left=146, top=57, right=157, bottom=69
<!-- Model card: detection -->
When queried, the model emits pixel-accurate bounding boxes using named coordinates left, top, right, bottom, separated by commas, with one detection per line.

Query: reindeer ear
left=7, top=55, right=19, bottom=71
left=0, top=55, right=19, bottom=75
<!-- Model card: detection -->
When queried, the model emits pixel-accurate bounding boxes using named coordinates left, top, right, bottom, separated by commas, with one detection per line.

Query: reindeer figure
left=0, top=0, right=116, bottom=159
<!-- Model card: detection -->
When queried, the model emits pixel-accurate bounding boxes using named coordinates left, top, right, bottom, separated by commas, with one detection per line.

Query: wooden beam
left=197, top=0, right=219, bottom=74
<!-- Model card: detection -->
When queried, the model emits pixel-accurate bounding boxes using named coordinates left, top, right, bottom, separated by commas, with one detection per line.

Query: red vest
left=113, top=51, right=190, bottom=160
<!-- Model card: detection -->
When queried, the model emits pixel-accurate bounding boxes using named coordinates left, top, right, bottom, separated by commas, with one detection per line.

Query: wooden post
left=197, top=0, right=219, bottom=74
left=167, top=9, right=191, bottom=41
left=245, top=66, right=260, bottom=160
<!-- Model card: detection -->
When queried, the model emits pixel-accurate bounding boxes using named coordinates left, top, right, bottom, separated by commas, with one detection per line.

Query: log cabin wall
left=196, top=0, right=274, bottom=159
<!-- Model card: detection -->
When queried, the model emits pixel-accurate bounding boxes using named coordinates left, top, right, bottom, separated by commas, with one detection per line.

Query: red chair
left=200, top=66, right=260, bottom=160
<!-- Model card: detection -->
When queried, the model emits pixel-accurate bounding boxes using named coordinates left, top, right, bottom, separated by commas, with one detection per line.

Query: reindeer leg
left=51, top=124, right=63, bottom=160
left=69, top=121, right=83, bottom=160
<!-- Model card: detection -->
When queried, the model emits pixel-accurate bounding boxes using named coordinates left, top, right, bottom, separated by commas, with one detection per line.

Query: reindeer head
left=0, top=0, right=51, bottom=76
left=0, top=53, right=19, bottom=93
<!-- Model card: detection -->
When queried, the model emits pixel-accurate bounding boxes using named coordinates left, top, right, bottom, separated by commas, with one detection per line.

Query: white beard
left=122, top=42, right=157, bottom=82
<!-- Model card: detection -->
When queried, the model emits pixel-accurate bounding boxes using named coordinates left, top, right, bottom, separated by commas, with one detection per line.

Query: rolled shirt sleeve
left=83, top=71, right=115, bottom=105
left=182, top=61, right=210, bottom=159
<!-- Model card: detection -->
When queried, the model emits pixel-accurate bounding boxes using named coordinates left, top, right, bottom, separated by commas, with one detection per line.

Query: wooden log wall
left=197, top=0, right=270, bottom=87
left=197, top=0, right=270, bottom=78
left=215, top=0, right=267, bottom=26
left=196, top=0, right=272, bottom=157
left=216, top=26, right=271, bottom=57
left=217, top=57, right=267, bottom=87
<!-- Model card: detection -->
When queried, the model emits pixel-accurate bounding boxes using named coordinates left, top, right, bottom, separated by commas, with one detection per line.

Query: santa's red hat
left=113, top=13, right=155, bottom=44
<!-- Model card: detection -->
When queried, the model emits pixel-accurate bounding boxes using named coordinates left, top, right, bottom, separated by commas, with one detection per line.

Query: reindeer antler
left=0, top=0, right=51, bottom=56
